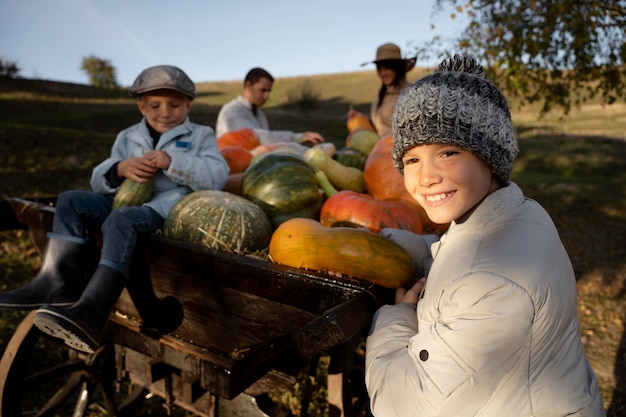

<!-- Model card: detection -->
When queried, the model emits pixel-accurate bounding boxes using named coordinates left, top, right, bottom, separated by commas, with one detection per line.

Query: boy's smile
left=137, top=89, right=191, bottom=134
left=423, top=191, right=455, bottom=204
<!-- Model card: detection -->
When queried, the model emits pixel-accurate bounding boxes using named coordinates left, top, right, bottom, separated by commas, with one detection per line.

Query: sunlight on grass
left=0, top=74, right=625, bottom=416
left=513, top=102, right=626, bottom=140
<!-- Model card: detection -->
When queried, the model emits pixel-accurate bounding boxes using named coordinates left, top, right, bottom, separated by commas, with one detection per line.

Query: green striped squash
left=241, top=152, right=323, bottom=229
left=163, top=190, right=272, bottom=252
left=333, top=147, right=367, bottom=170
left=112, top=178, right=153, bottom=210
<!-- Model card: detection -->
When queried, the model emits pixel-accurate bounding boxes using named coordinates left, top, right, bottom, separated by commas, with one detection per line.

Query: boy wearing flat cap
left=0, top=65, right=229, bottom=354
left=365, top=55, right=605, bottom=416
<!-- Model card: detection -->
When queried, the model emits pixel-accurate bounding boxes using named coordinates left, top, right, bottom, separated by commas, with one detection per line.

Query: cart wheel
left=0, top=311, right=147, bottom=417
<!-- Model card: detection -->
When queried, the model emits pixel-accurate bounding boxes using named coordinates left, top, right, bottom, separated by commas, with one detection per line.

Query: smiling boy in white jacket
left=365, top=55, right=605, bottom=417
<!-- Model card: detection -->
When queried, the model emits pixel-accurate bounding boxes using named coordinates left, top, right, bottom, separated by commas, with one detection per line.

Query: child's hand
left=144, top=150, right=171, bottom=170
left=396, top=277, right=426, bottom=305
left=117, top=156, right=158, bottom=183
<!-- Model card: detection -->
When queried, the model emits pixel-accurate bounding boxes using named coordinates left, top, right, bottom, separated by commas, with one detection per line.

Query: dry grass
left=514, top=102, right=626, bottom=141
left=509, top=131, right=626, bottom=415
left=0, top=73, right=625, bottom=416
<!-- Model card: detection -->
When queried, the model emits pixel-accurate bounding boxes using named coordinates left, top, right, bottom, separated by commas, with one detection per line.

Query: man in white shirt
left=216, top=67, right=325, bottom=145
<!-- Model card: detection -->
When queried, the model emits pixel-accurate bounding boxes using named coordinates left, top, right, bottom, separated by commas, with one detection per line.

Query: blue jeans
left=53, top=190, right=164, bottom=277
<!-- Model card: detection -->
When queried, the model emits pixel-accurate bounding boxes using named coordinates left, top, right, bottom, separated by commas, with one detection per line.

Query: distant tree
left=429, top=0, right=626, bottom=114
left=81, top=55, right=118, bottom=88
left=0, top=57, right=21, bottom=78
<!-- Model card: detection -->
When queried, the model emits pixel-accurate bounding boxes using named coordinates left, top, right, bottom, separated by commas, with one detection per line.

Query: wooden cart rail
left=0, top=197, right=389, bottom=416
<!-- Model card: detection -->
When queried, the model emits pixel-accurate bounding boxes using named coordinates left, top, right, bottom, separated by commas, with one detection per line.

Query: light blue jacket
left=91, top=117, right=229, bottom=218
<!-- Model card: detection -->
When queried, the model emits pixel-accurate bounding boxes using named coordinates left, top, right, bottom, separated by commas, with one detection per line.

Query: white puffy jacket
left=366, top=183, right=605, bottom=417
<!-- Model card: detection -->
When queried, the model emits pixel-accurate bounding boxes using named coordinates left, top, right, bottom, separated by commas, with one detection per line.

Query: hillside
left=5, top=70, right=625, bottom=140
left=0, top=74, right=625, bottom=416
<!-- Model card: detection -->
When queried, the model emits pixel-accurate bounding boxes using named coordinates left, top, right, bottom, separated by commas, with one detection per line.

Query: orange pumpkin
left=320, top=190, right=422, bottom=234
left=220, top=146, right=254, bottom=173
left=363, top=134, right=450, bottom=234
left=363, top=134, right=408, bottom=201
left=269, top=218, right=414, bottom=288
left=250, top=142, right=293, bottom=157
left=217, top=128, right=260, bottom=150
left=346, top=111, right=375, bottom=133
left=380, top=199, right=425, bottom=235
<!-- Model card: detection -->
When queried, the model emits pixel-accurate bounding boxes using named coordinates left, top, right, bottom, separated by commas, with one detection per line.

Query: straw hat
left=362, top=43, right=417, bottom=72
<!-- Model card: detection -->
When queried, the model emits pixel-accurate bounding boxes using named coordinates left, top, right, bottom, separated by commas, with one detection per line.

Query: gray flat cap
left=130, top=65, right=196, bottom=99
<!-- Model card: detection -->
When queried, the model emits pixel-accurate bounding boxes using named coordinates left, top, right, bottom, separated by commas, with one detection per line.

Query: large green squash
left=112, top=178, right=153, bottom=210
left=242, top=152, right=323, bottom=229
left=333, top=147, right=367, bottom=170
left=163, top=190, right=272, bottom=252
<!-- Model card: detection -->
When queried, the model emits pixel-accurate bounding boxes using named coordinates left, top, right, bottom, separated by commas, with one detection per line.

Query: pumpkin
left=346, top=130, right=380, bottom=156
left=269, top=218, right=414, bottom=288
left=378, top=199, right=424, bottom=234
left=112, top=178, right=153, bottom=210
left=163, top=190, right=272, bottom=252
left=220, top=146, right=254, bottom=173
left=250, top=142, right=335, bottom=160
left=249, top=141, right=310, bottom=158
left=333, top=147, right=366, bottom=170
left=302, top=146, right=364, bottom=193
left=346, top=111, right=375, bottom=133
left=242, top=152, right=323, bottom=229
left=363, top=134, right=450, bottom=234
left=363, top=134, right=407, bottom=201
left=217, top=128, right=259, bottom=150
left=320, top=190, right=423, bottom=234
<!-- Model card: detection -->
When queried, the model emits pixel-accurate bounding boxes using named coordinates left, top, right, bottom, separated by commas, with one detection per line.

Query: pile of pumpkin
left=117, top=114, right=448, bottom=289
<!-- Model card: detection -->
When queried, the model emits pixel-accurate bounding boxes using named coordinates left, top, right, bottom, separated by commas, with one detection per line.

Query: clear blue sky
left=0, top=0, right=466, bottom=86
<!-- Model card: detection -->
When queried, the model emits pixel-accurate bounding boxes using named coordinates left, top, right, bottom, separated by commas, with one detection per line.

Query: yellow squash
left=269, top=218, right=414, bottom=288
left=303, top=147, right=364, bottom=193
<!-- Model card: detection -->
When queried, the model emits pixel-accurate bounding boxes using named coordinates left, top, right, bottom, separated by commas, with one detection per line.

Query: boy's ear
left=136, top=99, right=146, bottom=115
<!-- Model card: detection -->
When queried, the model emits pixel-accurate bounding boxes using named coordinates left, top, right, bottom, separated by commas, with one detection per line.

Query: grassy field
left=0, top=72, right=625, bottom=416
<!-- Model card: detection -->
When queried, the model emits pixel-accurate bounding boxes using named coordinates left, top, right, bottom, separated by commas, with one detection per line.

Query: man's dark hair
left=245, top=67, right=274, bottom=86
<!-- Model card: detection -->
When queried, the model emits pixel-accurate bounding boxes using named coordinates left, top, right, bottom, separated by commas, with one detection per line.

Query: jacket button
left=419, top=350, right=429, bottom=361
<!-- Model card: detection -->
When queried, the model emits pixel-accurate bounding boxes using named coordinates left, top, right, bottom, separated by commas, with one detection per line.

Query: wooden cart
left=0, top=197, right=391, bottom=417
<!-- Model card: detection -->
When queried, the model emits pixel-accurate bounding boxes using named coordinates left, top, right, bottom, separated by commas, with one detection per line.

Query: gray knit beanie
left=391, top=54, right=518, bottom=184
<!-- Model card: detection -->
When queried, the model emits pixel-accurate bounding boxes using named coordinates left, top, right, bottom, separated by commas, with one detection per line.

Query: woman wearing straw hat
left=349, top=42, right=417, bottom=136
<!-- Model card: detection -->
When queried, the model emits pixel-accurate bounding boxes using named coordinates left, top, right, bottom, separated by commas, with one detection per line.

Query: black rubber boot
left=126, top=254, right=184, bottom=337
left=33, top=264, right=126, bottom=354
left=0, top=235, right=95, bottom=310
